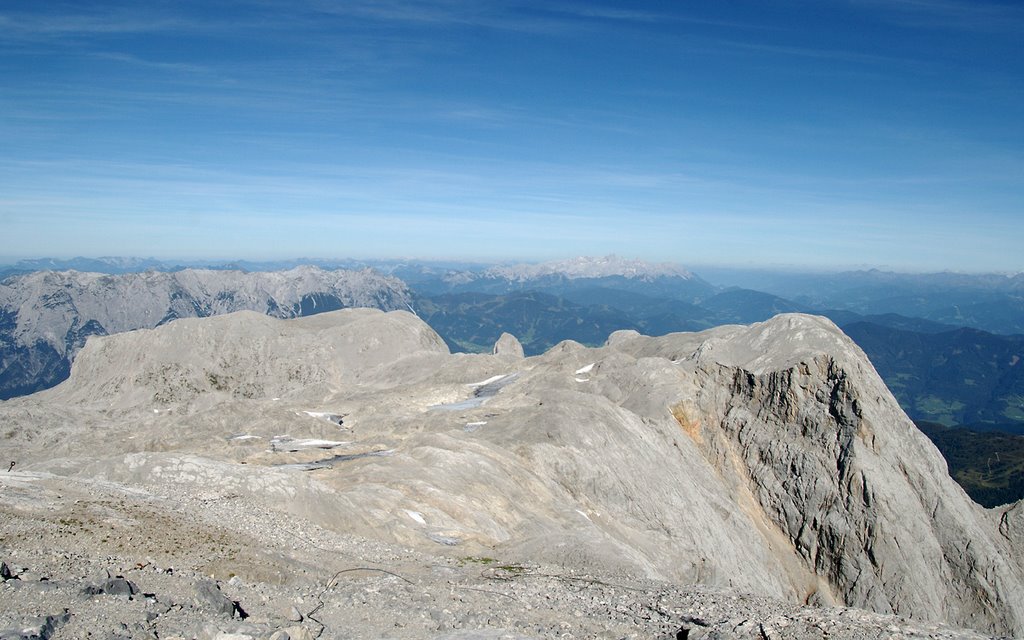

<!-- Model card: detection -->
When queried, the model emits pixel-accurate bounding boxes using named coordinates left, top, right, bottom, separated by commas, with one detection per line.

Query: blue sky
left=2, top=1, right=1022, bottom=271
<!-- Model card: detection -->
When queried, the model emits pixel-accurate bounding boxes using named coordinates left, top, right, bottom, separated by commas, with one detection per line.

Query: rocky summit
left=1, top=309, right=1021, bottom=639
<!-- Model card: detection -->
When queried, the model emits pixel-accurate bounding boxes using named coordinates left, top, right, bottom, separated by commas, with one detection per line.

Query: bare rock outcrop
left=0, top=266, right=412, bottom=399
left=492, top=332, right=525, bottom=359
left=2, top=310, right=1021, bottom=637
left=54, top=308, right=449, bottom=407
left=609, top=315, right=1024, bottom=633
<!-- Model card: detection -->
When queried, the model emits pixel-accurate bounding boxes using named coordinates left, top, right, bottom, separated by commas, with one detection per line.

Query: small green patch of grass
left=495, top=564, right=526, bottom=576
left=458, top=556, right=496, bottom=566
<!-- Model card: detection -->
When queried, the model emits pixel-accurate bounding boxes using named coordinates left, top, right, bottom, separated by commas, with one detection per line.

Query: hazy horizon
left=3, top=1, right=1022, bottom=272
left=2, top=252, right=1022, bottom=277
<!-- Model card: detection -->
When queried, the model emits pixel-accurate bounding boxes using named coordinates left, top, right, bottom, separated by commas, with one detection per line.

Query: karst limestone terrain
left=1, top=309, right=1022, bottom=639
left=0, top=266, right=411, bottom=399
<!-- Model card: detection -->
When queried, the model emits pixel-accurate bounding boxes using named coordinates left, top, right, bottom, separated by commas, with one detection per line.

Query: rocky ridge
left=0, top=266, right=411, bottom=399
left=1, top=309, right=1021, bottom=638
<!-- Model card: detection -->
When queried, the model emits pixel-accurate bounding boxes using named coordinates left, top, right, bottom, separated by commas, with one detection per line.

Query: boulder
left=82, top=577, right=138, bottom=599
left=492, top=332, right=525, bottom=359
left=194, top=579, right=237, bottom=617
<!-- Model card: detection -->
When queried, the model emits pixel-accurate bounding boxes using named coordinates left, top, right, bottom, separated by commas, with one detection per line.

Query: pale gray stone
left=3, top=310, right=1022, bottom=638
left=492, top=332, right=524, bottom=359
left=277, top=627, right=314, bottom=640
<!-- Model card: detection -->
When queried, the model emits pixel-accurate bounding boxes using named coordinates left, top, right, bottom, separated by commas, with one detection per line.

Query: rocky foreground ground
left=0, top=469, right=1003, bottom=640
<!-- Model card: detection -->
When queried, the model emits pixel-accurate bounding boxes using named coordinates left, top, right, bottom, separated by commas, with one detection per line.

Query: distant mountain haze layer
left=694, top=267, right=1024, bottom=335
left=3, top=309, right=1022, bottom=636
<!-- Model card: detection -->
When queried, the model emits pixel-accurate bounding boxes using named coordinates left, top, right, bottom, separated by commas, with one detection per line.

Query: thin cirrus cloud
left=0, top=0, right=1021, bottom=270
left=857, top=0, right=1024, bottom=32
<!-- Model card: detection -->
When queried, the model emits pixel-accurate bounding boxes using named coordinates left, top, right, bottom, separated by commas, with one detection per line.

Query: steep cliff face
left=610, top=315, right=1024, bottom=633
left=0, top=266, right=411, bottom=398
left=702, top=358, right=1022, bottom=628
left=3, top=311, right=1021, bottom=636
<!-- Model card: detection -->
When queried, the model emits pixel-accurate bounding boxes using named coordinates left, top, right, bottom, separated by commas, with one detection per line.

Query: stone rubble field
left=0, top=470, right=1000, bottom=640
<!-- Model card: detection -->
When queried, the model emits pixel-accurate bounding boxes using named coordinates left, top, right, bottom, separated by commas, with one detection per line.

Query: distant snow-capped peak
left=483, top=255, right=693, bottom=281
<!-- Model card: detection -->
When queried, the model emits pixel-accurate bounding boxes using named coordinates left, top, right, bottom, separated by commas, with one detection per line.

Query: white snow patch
left=575, top=363, right=595, bottom=375
left=574, top=377, right=589, bottom=383
left=464, top=421, right=487, bottom=432
left=467, top=374, right=507, bottom=387
left=270, top=437, right=349, bottom=451
left=432, top=373, right=519, bottom=411
left=405, top=510, right=426, bottom=525
left=292, top=439, right=347, bottom=448
left=302, top=410, right=345, bottom=426
left=575, top=509, right=591, bottom=521
left=228, top=434, right=261, bottom=441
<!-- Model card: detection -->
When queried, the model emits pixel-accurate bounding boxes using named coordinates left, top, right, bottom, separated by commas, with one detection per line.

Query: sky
left=2, top=1, right=1022, bottom=272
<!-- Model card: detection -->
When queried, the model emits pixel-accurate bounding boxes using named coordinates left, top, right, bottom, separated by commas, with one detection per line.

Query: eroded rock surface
left=492, top=333, right=525, bottom=359
left=1, top=310, right=1021, bottom=638
left=0, top=266, right=411, bottom=398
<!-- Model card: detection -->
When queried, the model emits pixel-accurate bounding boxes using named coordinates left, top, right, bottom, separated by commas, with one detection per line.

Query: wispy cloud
left=710, top=38, right=920, bottom=68
left=542, top=2, right=784, bottom=32
left=0, top=9, right=189, bottom=40
left=0, top=1, right=1019, bottom=270
left=87, top=52, right=212, bottom=75
left=848, top=0, right=1024, bottom=32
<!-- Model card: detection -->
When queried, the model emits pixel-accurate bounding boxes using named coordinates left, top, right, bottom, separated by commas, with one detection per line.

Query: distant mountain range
left=3, top=255, right=1024, bottom=508
left=413, top=290, right=641, bottom=355
left=3, top=256, right=1022, bottom=426
left=695, top=266, right=1024, bottom=335
left=0, top=255, right=490, bottom=280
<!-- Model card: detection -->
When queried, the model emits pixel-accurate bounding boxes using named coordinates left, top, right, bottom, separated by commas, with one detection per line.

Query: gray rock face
left=492, top=333, right=525, bottom=359
left=82, top=577, right=138, bottom=598
left=51, top=308, right=448, bottom=407
left=3, top=310, right=1022, bottom=636
left=0, top=266, right=411, bottom=399
left=0, top=612, right=70, bottom=640
left=608, top=315, right=1024, bottom=633
left=194, top=579, right=237, bottom=617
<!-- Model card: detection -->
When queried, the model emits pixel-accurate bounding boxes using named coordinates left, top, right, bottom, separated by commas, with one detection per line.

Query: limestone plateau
left=1, top=310, right=1022, bottom=639
left=0, top=266, right=411, bottom=399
